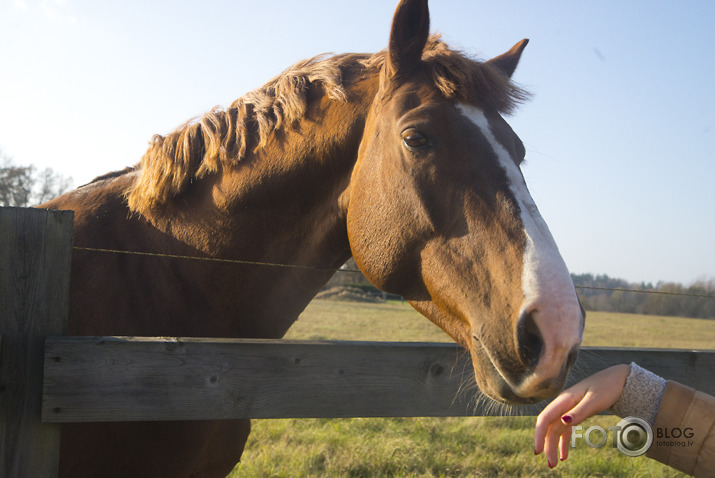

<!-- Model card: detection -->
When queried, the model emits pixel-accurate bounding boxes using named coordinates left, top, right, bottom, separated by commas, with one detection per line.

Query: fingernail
left=534, top=448, right=539, bottom=456
left=561, top=415, right=573, bottom=423
left=547, top=459, right=554, bottom=469
left=560, top=456, right=565, bottom=462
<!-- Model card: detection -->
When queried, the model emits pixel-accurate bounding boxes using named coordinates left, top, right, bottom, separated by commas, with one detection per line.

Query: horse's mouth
left=470, top=334, right=543, bottom=405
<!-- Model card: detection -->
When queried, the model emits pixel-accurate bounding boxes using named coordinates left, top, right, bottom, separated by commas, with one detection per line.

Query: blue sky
left=1, top=0, right=714, bottom=285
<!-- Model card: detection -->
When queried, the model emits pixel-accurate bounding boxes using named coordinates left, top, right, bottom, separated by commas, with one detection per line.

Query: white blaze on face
left=457, top=104, right=582, bottom=386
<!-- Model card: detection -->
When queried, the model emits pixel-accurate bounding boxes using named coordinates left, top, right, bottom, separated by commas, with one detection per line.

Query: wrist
left=609, top=362, right=666, bottom=425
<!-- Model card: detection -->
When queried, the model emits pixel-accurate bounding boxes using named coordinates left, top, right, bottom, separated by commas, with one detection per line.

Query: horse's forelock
left=126, top=35, right=527, bottom=215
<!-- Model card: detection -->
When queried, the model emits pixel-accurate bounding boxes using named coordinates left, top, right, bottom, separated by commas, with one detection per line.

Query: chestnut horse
left=41, top=0, right=583, bottom=476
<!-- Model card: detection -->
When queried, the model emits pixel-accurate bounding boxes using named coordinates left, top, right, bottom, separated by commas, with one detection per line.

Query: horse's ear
left=386, top=0, right=430, bottom=78
left=486, top=39, right=529, bottom=78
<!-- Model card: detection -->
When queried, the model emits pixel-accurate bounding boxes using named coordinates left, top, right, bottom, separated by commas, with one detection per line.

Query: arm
left=535, top=363, right=715, bottom=477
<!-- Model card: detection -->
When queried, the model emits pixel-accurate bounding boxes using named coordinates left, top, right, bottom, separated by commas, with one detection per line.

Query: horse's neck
left=142, top=83, right=375, bottom=337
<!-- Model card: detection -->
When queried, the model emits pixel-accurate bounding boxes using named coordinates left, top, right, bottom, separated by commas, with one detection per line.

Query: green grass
left=283, top=300, right=450, bottom=343
left=579, top=311, right=715, bottom=349
left=235, top=416, right=689, bottom=477
left=230, top=300, right=713, bottom=477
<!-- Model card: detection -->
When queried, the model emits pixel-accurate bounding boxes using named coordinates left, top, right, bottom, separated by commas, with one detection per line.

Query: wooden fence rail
left=42, top=337, right=715, bottom=422
left=1, top=207, right=714, bottom=478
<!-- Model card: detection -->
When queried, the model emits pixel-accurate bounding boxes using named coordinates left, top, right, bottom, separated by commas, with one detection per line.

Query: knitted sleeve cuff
left=609, top=362, right=667, bottom=425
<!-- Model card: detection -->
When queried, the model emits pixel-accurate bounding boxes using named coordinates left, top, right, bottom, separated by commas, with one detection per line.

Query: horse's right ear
left=486, top=39, right=530, bottom=78
left=386, top=0, right=430, bottom=79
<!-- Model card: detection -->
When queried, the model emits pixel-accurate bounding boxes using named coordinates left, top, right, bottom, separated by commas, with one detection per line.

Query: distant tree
left=0, top=150, right=72, bottom=207
left=325, top=258, right=369, bottom=287
left=690, top=278, right=715, bottom=318
left=572, top=273, right=715, bottom=319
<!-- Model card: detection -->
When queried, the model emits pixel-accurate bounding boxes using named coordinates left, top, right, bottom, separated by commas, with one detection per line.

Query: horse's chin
left=479, top=381, right=543, bottom=406
left=470, top=336, right=543, bottom=406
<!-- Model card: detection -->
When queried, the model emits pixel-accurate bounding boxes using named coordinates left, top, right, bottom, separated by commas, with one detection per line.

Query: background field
left=232, top=300, right=714, bottom=477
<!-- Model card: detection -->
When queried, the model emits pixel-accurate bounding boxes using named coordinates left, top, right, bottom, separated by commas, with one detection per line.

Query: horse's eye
left=401, top=129, right=430, bottom=149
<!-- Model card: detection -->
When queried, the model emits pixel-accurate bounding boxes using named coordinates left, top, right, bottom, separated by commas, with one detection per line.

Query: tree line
left=572, top=273, right=715, bottom=319
left=0, top=150, right=72, bottom=207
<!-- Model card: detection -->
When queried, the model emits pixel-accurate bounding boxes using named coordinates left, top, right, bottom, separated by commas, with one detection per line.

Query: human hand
left=534, top=364, right=631, bottom=468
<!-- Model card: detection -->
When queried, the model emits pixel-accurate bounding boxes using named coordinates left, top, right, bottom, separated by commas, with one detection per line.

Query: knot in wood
left=429, top=363, right=444, bottom=376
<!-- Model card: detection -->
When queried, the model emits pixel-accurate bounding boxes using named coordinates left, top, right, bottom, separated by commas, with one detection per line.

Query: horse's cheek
left=346, top=189, right=425, bottom=296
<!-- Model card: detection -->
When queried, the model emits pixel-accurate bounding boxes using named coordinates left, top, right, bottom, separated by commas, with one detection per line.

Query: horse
left=40, top=0, right=584, bottom=476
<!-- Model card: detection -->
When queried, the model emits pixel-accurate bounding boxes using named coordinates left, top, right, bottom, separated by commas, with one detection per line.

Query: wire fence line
left=572, top=285, right=715, bottom=299
left=73, top=246, right=715, bottom=301
left=72, top=246, right=340, bottom=272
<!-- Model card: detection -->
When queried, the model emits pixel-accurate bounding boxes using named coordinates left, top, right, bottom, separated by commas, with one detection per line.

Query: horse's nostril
left=516, top=309, right=543, bottom=367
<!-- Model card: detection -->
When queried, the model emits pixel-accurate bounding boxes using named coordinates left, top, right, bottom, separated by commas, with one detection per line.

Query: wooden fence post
left=0, top=207, right=73, bottom=478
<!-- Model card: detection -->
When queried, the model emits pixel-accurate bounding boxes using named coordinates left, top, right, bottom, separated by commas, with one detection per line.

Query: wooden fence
left=1, top=207, right=714, bottom=477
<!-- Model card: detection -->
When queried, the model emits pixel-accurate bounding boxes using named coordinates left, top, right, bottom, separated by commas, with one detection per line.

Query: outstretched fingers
left=534, top=391, right=582, bottom=468
left=534, top=390, right=581, bottom=454
left=533, top=364, right=633, bottom=469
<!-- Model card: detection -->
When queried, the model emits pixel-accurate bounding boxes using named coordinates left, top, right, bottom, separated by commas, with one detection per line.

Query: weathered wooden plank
left=43, top=337, right=476, bottom=422
left=0, top=207, right=73, bottom=478
left=42, top=336, right=715, bottom=423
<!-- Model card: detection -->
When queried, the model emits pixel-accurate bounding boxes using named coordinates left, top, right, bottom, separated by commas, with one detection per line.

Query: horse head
left=345, top=0, right=584, bottom=404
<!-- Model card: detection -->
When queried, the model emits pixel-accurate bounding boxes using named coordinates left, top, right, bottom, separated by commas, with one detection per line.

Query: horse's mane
left=127, top=35, right=528, bottom=214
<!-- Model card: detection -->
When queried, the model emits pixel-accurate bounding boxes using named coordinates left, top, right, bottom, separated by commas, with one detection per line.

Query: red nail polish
left=562, top=415, right=572, bottom=423
left=547, top=459, right=554, bottom=469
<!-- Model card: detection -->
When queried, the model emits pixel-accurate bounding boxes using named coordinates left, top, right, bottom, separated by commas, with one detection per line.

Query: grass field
left=231, top=299, right=714, bottom=477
